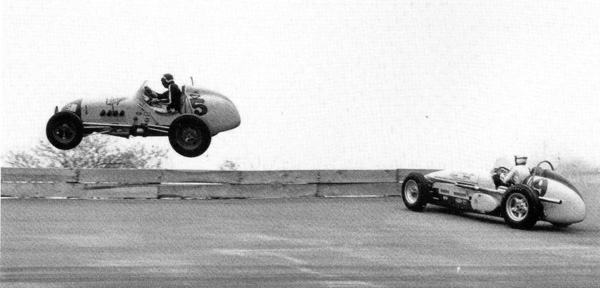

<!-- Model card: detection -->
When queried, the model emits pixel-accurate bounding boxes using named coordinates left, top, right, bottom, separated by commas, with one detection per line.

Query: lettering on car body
left=449, top=172, right=476, bottom=182
left=61, top=99, right=82, bottom=117
left=439, top=188, right=468, bottom=199
left=106, top=97, right=128, bottom=106
left=66, top=104, right=78, bottom=113
left=453, top=191, right=468, bottom=198
left=189, top=94, right=208, bottom=116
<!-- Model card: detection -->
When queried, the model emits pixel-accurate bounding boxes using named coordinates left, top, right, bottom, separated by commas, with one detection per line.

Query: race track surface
left=2, top=197, right=599, bottom=287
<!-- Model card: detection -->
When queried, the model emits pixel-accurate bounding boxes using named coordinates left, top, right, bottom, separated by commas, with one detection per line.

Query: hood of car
left=60, top=99, right=83, bottom=117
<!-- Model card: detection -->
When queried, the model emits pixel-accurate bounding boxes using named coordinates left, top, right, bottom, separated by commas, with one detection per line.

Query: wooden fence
left=1, top=168, right=437, bottom=199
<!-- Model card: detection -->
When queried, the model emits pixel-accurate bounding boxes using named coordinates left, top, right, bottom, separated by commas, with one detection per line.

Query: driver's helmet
left=515, top=155, right=528, bottom=165
left=161, top=73, right=175, bottom=87
left=162, top=73, right=174, bottom=83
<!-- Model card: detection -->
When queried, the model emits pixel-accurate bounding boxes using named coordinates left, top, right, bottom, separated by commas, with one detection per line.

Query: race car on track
left=401, top=160, right=586, bottom=229
left=46, top=81, right=241, bottom=157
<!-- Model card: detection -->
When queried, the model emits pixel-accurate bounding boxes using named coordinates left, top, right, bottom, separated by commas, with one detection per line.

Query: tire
left=46, top=112, right=84, bottom=150
left=401, top=173, right=430, bottom=212
left=168, top=115, right=212, bottom=157
left=502, top=185, right=541, bottom=230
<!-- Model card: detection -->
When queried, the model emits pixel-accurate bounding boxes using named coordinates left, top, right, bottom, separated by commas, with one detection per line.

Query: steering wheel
left=526, top=160, right=554, bottom=186
left=535, top=160, right=554, bottom=171
left=143, top=86, right=154, bottom=96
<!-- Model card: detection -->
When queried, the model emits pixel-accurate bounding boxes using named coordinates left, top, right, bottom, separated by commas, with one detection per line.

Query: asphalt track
left=2, top=197, right=599, bottom=287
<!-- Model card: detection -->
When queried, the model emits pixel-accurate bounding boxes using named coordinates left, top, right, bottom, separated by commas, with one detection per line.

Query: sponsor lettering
left=106, top=97, right=128, bottom=106
left=453, top=191, right=467, bottom=198
left=66, top=104, right=78, bottom=112
left=450, top=172, right=475, bottom=181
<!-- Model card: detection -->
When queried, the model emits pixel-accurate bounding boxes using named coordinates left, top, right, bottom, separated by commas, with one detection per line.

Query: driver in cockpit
left=491, top=166, right=510, bottom=189
left=144, top=73, right=182, bottom=113
left=497, top=156, right=530, bottom=187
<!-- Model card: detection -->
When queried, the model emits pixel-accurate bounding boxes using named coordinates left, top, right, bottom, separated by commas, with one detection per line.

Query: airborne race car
left=401, top=160, right=586, bottom=229
left=46, top=81, right=241, bottom=157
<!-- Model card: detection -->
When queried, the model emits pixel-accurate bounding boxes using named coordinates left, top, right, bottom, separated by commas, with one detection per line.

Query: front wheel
left=46, top=112, right=84, bottom=150
left=168, top=115, right=212, bottom=157
left=502, top=185, right=541, bottom=230
left=401, top=173, right=430, bottom=212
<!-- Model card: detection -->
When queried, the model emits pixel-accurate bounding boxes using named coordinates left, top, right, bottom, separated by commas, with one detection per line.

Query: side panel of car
left=430, top=182, right=473, bottom=211
left=179, top=86, right=241, bottom=135
left=81, top=97, right=141, bottom=125
left=427, top=170, right=480, bottom=185
left=200, top=94, right=241, bottom=135
left=470, top=193, right=501, bottom=213
left=60, top=99, right=83, bottom=117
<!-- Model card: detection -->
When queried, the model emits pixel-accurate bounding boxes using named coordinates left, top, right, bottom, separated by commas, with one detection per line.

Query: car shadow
left=425, top=206, right=504, bottom=225
left=422, top=206, right=588, bottom=233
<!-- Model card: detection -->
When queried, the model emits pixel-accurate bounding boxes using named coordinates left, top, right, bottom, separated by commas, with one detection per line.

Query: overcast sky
left=2, top=0, right=599, bottom=170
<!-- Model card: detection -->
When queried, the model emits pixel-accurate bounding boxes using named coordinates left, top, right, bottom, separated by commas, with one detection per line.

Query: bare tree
left=3, top=135, right=168, bottom=169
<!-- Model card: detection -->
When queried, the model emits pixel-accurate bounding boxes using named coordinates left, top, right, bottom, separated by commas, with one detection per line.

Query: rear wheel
left=401, top=173, right=430, bottom=212
left=502, top=185, right=541, bottom=230
left=46, top=112, right=84, bottom=150
left=168, top=115, right=211, bottom=157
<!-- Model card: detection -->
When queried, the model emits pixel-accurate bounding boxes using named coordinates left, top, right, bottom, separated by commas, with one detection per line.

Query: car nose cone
left=542, top=181, right=586, bottom=224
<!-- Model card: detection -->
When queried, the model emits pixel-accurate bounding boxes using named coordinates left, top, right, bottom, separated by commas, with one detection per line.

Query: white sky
left=2, top=0, right=599, bottom=170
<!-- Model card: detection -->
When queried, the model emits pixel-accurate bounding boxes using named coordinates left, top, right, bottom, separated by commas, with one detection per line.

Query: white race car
left=46, top=81, right=241, bottom=157
left=401, top=160, right=586, bottom=229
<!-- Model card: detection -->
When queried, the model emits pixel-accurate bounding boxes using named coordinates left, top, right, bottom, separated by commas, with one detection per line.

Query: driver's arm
left=501, top=168, right=516, bottom=185
left=158, top=88, right=172, bottom=105
left=144, top=86, right=158, bottom=97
